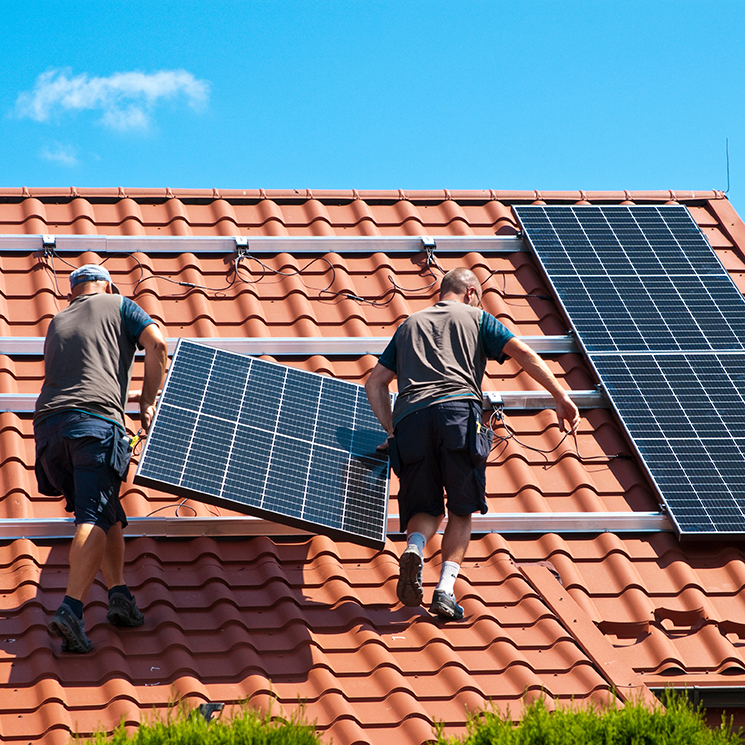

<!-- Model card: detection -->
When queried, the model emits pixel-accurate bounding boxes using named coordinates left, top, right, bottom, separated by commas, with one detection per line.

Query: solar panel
left=515, top=204, right=745, bottom=537
left=514, top=205, right=745, bottom=354
left=594, top=353, right=745, bottom=535
left=134, top=339, right=390, bottom=548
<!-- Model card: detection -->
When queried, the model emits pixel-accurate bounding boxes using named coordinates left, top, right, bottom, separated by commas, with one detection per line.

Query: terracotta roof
left=2, top=189, right=745, bottom=744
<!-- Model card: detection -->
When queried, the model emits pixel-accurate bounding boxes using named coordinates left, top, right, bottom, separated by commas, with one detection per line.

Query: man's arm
left=135, top=324, right=168, bottom=432
left=502, top=337, right=580, bottom=434
left=365, top=363, right=396, bottom=437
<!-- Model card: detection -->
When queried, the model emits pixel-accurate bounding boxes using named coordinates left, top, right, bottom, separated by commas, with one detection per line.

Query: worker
left=34, top=264, right=168, bottom=652
left=365, top=267, right=580, bottom=620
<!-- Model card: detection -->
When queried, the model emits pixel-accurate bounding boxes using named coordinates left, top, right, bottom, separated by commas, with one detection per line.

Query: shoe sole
left=48, top=615, right=92, bottom=653
left=429, top=595, right=464, bottom=621
left=107, top=609, right=144, bottom=627
left=397, top=548, right=424, bottom=607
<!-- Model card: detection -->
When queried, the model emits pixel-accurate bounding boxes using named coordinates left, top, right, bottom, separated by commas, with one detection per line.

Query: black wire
left=39, top=243, right=448, bottom=308
left=486, top=410, right=629, bottom=465
left=146, top=500, right=198, bottom=518
left=385, top=245, right=446, bottom=300
left=482, top=268, right=554, bottom=302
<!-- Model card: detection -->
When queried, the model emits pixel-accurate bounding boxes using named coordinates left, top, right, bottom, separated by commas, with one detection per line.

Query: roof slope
left=1, top=189, right=745, bottom=745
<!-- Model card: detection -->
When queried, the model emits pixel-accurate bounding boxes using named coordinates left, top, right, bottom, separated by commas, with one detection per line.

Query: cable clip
left=484, top=391, right=504, bottom=420
left=421, top=236, right=437, bottom=267
left=42, top=235, right=56, bottom=257
left=234, top=236, right=249, bottom=257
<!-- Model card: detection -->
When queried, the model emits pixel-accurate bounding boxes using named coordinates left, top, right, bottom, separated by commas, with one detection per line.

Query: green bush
left=436, top=691, right=742, bottom=745
left=76, top=702, right=323, bottom=745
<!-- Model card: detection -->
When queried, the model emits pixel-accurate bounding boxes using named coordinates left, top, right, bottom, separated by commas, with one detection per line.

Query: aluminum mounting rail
left=0, top=389, right=606, bottom=413
left=0, top=511, right=672, bottom=540
left=0, top=234, right=525, bottom=254
left=0, top=335, right=579, bottom=357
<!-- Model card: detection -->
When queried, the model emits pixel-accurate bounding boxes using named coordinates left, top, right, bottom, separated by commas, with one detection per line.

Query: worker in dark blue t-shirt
left=365, top=267, right=579, bottom=621
left=35, top=264, right=168, bottom=653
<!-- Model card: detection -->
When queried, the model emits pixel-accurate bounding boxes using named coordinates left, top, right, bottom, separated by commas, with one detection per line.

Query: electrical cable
left=39, top=244, right=447, bottom=307
left=486, top=409, right=630, bottom=466
left=481, top=268, right=554, bottom=302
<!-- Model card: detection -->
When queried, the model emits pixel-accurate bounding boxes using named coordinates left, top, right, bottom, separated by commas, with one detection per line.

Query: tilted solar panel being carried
left=514, top=204, right=745, bottom=537
left=134, top=339, right=390, bottom=549
left=514, top=205, right=745, bottom=354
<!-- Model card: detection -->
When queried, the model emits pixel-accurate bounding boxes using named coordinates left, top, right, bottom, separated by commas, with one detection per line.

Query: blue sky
left=2, top=2, right=744, bottom=213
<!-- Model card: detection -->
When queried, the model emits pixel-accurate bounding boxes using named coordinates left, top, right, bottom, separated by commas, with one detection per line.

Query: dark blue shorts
left=389, top=400, right=493, bottom=533
left=34, top=411, right=130, bottom=532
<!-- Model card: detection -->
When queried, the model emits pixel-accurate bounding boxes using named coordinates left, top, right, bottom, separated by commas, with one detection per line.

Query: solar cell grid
left=135, top=340, right=390, bottom=548
left=515, top=205, right=745, bottom=536
left=593, top=353, right=745, bottom=534
left=515, top=205, right=745, bottom=354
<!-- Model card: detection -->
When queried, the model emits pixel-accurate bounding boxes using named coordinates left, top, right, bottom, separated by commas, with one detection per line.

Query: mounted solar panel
left=594, top=353, right=745, bottom=535
left=514, top=205, right=745, bottom=354
left=515, top=205, right=745, bottom=537
left=134, top=339, right=390, bottom=549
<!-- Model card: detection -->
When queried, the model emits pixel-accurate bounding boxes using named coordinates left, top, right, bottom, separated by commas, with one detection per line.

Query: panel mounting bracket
left=42, top=234, right=56, bottom=256
left=234, top=236, right=249, bottom=256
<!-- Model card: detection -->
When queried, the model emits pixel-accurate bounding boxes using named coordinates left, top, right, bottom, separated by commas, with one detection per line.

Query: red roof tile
left=1, top=189, right=745, bottom=743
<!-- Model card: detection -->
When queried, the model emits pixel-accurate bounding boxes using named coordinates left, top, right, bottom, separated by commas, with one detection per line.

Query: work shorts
left=34, top=411, right=131, bottom=532
left=389, top=400, right=493, bottom=533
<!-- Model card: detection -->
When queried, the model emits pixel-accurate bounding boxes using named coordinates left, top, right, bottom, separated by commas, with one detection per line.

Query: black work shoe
left=107, top=593, right=145, bottom=627
left=429, top=590, right=464, bottom=621
left=397, top=544, right=424, bottom=607
left=48, top=603, right=92, bottom=653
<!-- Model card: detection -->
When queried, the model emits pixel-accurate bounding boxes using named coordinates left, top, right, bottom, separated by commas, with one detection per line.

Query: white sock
left=407, top=532, right=426, bottom=554
left=436, top=561, right=460, bottom=596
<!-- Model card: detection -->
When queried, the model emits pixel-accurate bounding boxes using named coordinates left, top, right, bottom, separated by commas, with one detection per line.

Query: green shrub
left=437, top=691, right=742, bottom=745
left=76, top=701, right=323, bottom=745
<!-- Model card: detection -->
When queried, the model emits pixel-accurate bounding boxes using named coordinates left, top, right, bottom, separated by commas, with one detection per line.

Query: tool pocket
left=34, top=438, right=62, bottom=496
left=109, top=431, right=134, bottom=479
left=469, top=406, right=493, bottom=468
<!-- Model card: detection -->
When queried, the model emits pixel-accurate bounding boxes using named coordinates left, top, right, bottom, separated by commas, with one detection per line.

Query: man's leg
left=66, top=522, right=107, bottom=601
left=48, top=522, right=105, bottom=653
left=101, top=522, right=144, bottom=627
left=440, top=512, right=472, bottom=565
left=407, top=512, right=443, bottom=544
left=398, top=512, right=444, bottom=607
left=100, top=521, right=125, bottom=588
left=430, top=512, right=472, bottom=620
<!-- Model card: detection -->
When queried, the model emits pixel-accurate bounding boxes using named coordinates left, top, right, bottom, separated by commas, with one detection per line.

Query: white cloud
left=41, top=143, right=78, bottom=166
left=16, top=68, right=210, bottom=131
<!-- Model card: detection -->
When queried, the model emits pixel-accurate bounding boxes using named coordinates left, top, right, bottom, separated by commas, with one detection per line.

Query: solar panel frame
left=515, top=205, right=745, bottom=355
left=515, top=204, right=745, bottom=537
left=592, top=352, right=745, bottom=535
left=134, top=339, right=390, bottom=549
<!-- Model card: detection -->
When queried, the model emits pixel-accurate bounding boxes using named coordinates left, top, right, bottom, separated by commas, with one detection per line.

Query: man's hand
left=365, top=363, right=396, bottom=437
left=140, top=403, right=157, bottom=433
left=376, top=434, right=394, bottom=453
left=555, top=393, right=580, bottom=435
left=128, top=389, right=159, bottom=432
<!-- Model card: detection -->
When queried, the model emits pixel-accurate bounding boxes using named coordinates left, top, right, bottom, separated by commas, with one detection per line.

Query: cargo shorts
left=34, top=411, right=131, bottom=532
left=388, top=400, right=493, bottom=533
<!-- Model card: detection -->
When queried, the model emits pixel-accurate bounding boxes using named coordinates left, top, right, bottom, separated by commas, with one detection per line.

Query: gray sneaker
left=48, top=603, right=92, bottom=653
left=107, top=593, right=145, bottom=627
left=397, top=544, right=424, bottom=607
left=429, top=590, right=464, bottom=621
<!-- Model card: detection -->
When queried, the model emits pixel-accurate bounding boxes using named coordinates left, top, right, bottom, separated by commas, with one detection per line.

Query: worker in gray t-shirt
left=365, top=267, right=579, bottom=621
left=35, top=264, right=168, bottom=653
